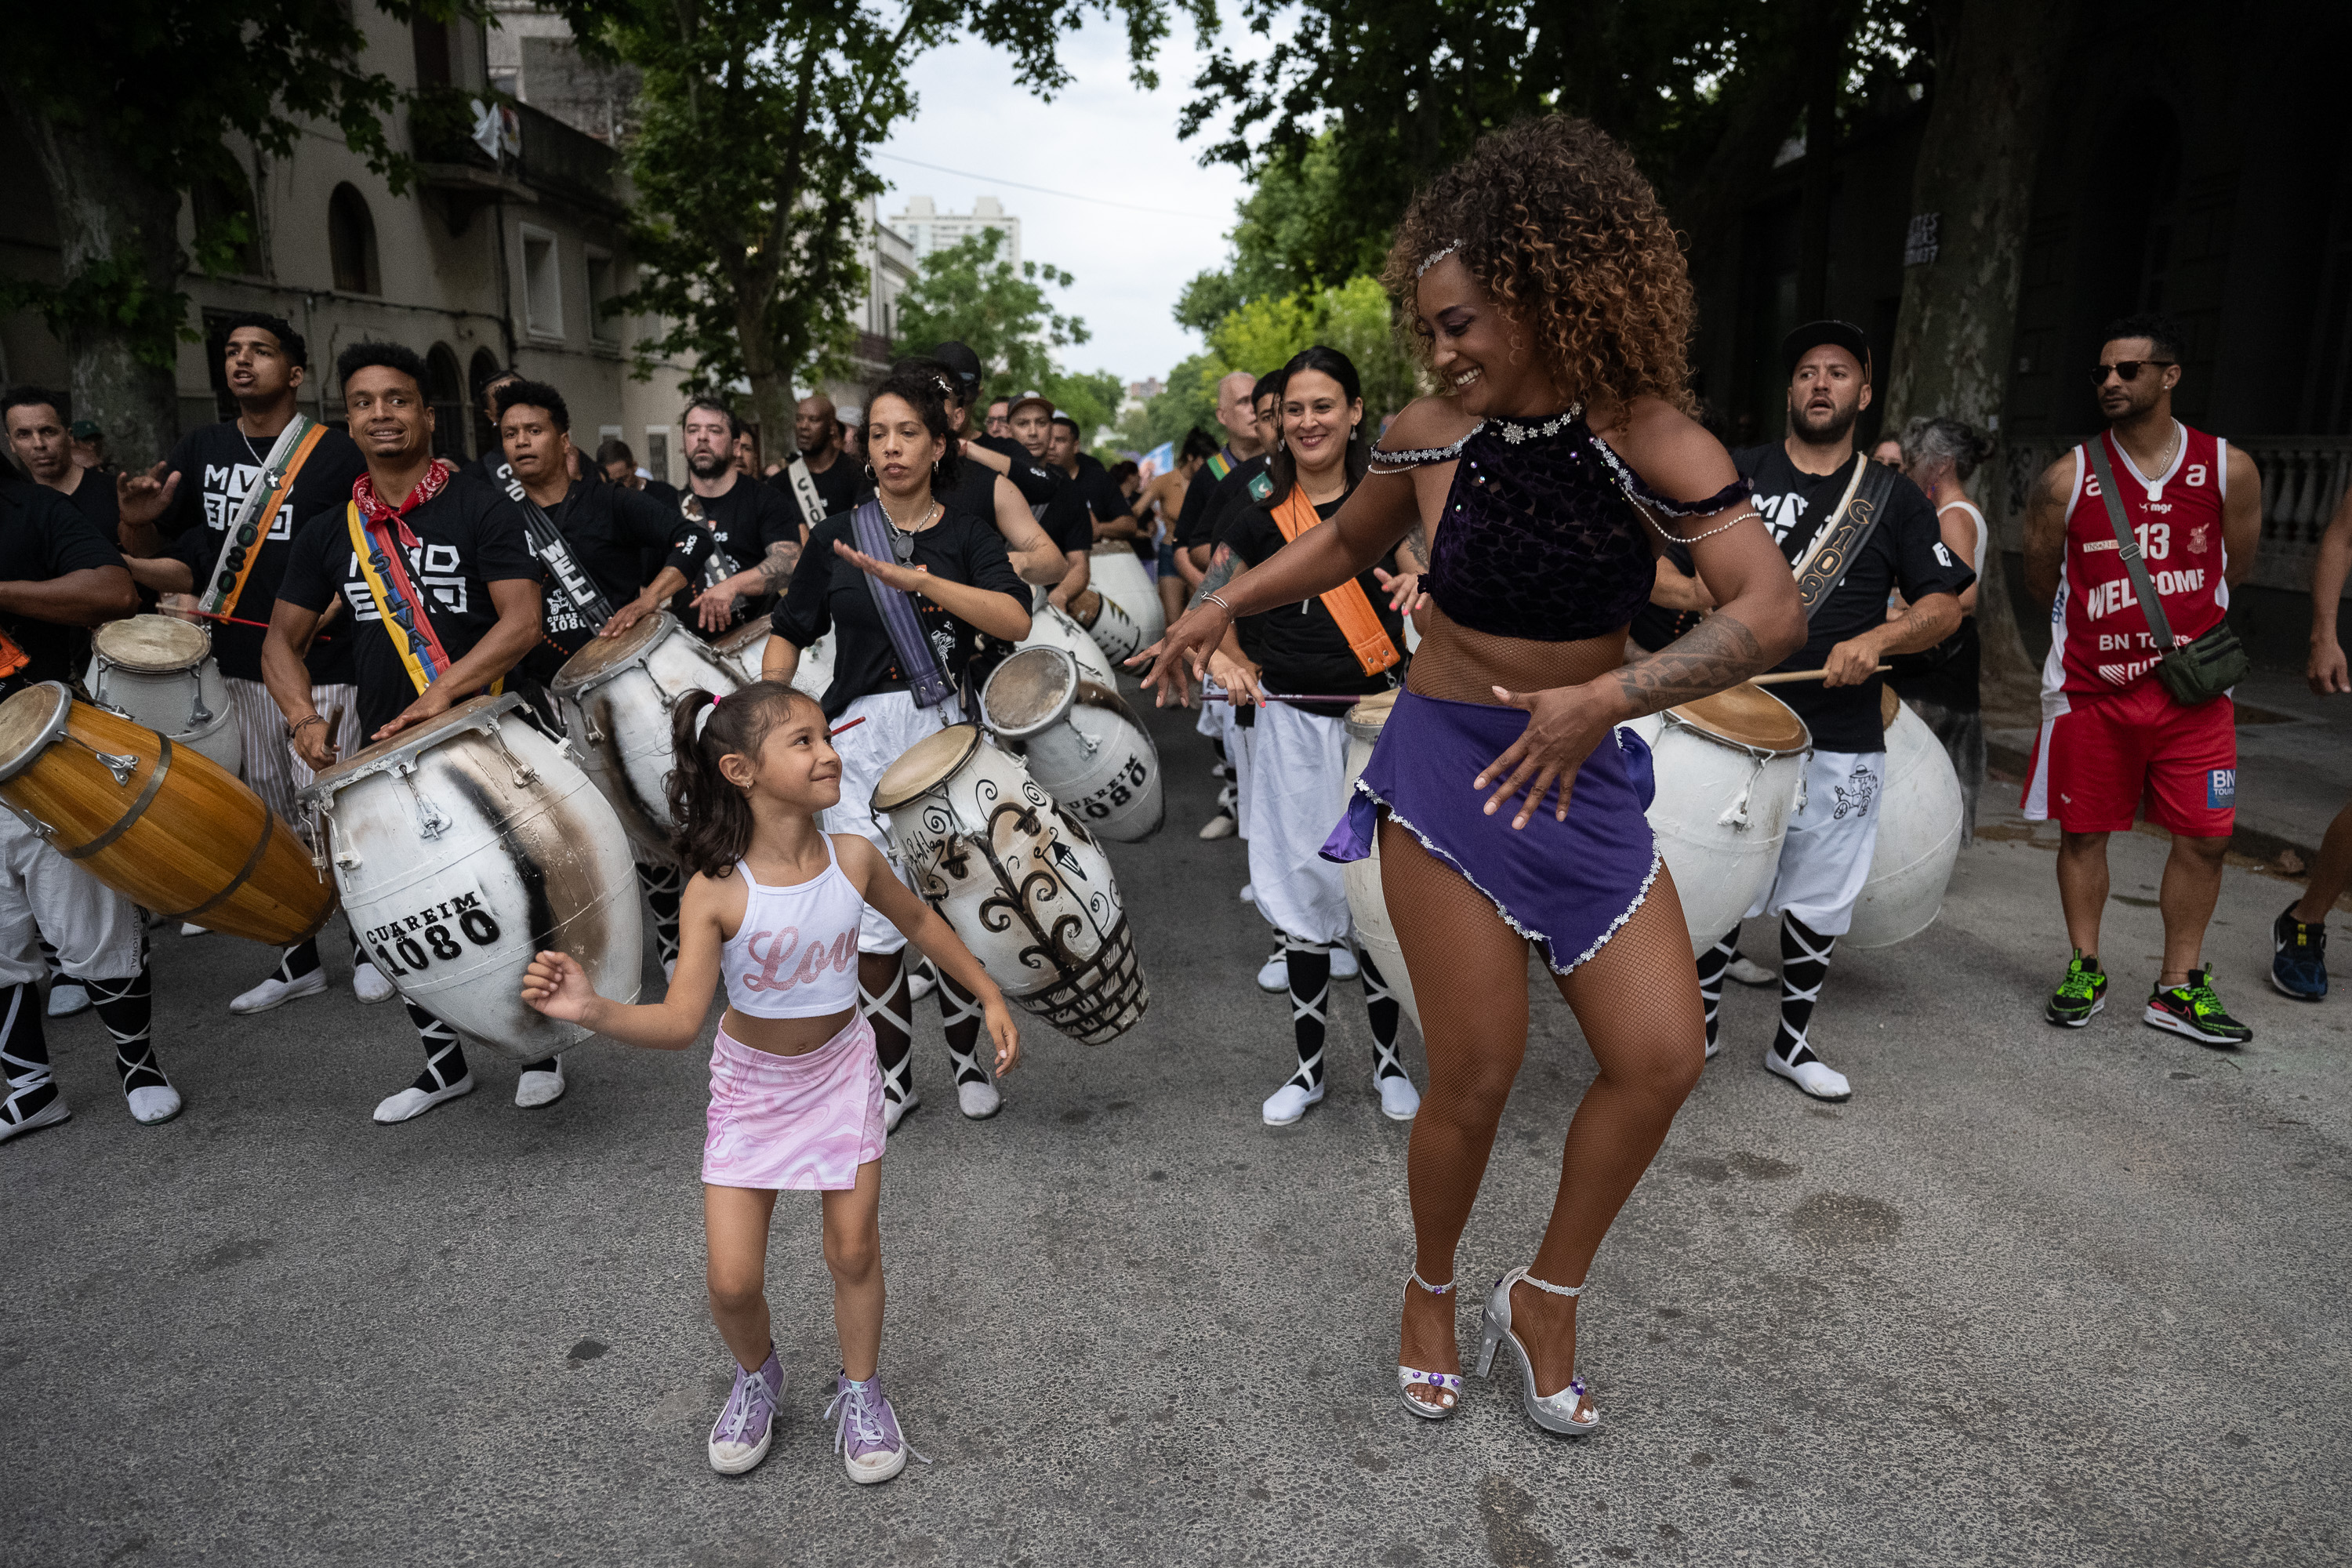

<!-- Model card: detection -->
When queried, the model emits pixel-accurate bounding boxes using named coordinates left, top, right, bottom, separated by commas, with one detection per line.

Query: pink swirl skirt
left=701, top=1014, right=886, bottom=1190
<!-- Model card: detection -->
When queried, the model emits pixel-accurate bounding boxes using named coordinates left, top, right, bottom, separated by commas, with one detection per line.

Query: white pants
left=1243, top=702, right=1352, bottom=948
left=227, top=677, right=362, bottom=826
left=0, top=810, right=141, bottom=989
left=1746, top=748, right=1883, bottom=937
left=820, top=689, right=961, bottom=955
left=1198, top=700, right=1255, bottom=839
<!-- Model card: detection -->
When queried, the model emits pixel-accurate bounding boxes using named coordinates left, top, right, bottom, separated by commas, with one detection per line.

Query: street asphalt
left=5, top=688, right=2348, bottom=1567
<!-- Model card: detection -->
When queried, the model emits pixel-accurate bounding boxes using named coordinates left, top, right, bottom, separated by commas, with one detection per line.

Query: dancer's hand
left=1207, top=648, right=1264, bottom=708
left=981, top=991, right=1021, bottom=1076
left=832, top=538, right=931, bottom=596
left=1130, top=597, right=1231, bottom=709
left=521, top=949, right=597, bottom=1022
left=1374, top=566, right=1425, bottom=616
left=1475, top=682, right=1616, bottom=829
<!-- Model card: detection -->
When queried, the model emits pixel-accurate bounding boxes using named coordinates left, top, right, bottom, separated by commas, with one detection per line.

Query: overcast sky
left=876, top=16, right=1274, bottom=389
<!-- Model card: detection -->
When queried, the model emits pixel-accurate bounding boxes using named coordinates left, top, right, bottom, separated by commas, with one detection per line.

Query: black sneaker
left=2271, top=904, right=2328, bottom=1001
left=2145, top=969, right=2253, bottom=1047
left=2046, top=949, right=2107, bottom=1027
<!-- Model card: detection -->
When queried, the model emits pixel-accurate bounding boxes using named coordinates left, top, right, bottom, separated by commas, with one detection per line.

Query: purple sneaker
left=708, top=1350, right=783, bottom=1474
left=823, top=1370, right=929, bottom=1485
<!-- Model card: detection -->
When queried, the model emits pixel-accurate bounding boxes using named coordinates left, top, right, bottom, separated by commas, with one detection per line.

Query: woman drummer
left=1142, top=115, right=1804, bottom=1433
left=1197, top=347, right=1421, bottom=1127
left=760, top=368, right=1033, bottom=1131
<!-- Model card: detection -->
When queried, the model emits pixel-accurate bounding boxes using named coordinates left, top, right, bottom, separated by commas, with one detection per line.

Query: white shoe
left=229, top=968, right=328, bottom=1015
left=180, top=923, right=209, bottom=938
left=662, top=956, right=677, bottom=985
left=0, top=1091, right=69, bottom=1142
left=907, top=961, right=936, bottom=1003
left=1261, top=1077, right=1325, bottom=1126
left=1197, top=811, right=1238, bottom=840
left=1255, top=949, right=1288, bottom=992
left=1239, top=883, right=1256, bottom=904
left=515, top=1058, right=567, bottom=1109
left=1764, top=1044, right=1851, bottom=1102
left=1726, top=955, right=1776, bottom=987
left=373, top=1073, right=475, bottom=1124
left=125, top=1082, right=183, bottom=1126
left=351, top=961, right=397, bottom=1004
left=955, top=1075, right=1001, bottom=1119
left=46, top=981, right=90, bottom=1018
left=1330, top=946, right=1359, bottom=981
left=1704, top=1035, right=1721, bottom=1060
left=882, top=1086, right=919, bottom=1134
left=1377, top=1073, right=1421, bottom=1121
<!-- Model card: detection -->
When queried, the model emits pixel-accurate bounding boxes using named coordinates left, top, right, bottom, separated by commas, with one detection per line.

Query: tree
left=1116, top=350, right=1229, bottom=452
left=0, top=1, right=465, bottom=465
left=560, top=0, right=1198, bottom=455
left=892, top=227, right=1126, bottom=437
left=1201, top=277, right=1418, bottom=426
left=1172, top=131, right=1387, bottom=333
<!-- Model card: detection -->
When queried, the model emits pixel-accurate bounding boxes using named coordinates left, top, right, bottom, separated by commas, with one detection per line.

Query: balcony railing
left=409, top=90, right=622, bottom=220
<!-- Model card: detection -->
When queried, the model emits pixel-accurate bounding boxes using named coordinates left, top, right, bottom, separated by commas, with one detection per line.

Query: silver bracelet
left=1201, top=591, right=1233, bottom=614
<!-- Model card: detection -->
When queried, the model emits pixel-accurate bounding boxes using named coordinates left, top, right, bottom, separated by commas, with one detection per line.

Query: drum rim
left=297, top=690, right=524, bottom=805
left=869, top=723, right=982, bottom=812
left=1659, top=684, right=1813, bottom=758
left=0, top=681, right=74, bottom=783
left=1343, top=688, right=1400, bottom=746
left=981, top=646, right=1078, bottom=742
left=713, top=618, right=774, bottom=655
left=91, top=613, right=213, bottom=673
left=547, top=610, right=680, bottom=696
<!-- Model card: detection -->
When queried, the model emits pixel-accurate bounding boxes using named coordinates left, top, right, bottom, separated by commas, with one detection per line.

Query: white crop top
left=718, top=837, right=865, bottom=1018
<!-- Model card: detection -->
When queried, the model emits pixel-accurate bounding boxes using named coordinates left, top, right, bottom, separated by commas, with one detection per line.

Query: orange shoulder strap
left=1269, top=485, right=1400, bottom=678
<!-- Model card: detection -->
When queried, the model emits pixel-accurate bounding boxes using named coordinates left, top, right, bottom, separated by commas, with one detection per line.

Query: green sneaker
left=2046, top=949, right=2107, bottom=1027
left=2145, top=969, right=2253, bottom=1047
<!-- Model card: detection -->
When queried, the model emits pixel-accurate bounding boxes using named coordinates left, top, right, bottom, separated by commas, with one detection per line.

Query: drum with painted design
left=1624, top=683, right=1812, bottom=956
left=1340, top=690, right=1420, bottom=1034
left=716, top=619, right=834, bottom=701
left=1843, top=688, right=1965, bottom=949
left=872, top=724, right=1146, bottom=1044
left=300, top=693, right=641, bottom=1060
left=84, top=614, right=241, bottom=775
left=1015, top=601, right=1119, bottom=689
left=1085, top=546, right=1164, bottom=656
left=980, top=645, right=1162, bottom=842
left=550, top=612, right=742, bottom=854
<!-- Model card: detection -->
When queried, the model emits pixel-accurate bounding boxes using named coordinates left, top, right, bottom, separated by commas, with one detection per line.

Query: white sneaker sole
left=845, top=1446, right=909, bottom=1485
left=709, top=1426, right=774, bottom=1475
left=2142, top=1004, right=2250, bottom=1047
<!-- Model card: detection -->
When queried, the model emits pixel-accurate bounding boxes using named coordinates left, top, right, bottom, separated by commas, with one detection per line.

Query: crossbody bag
left=2083, top=437, right=2248, bottom=706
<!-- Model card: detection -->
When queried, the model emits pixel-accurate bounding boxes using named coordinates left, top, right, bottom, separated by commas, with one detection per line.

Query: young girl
left=521, top=681, right=1018, bottom=1483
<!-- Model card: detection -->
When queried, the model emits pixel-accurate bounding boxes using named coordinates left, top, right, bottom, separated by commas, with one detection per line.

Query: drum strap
left=782, top=457, right=828, bottom=530
left=1789, top=459, right=1899, bottom=621
left=848, top=501, right=954, bottom=709
left=489, top=462, right=615, bottom=644
left=680, top=490, right=752, bottom=630
left=1269, top=486, right=1401, bottom=678
left=201, top=416, right=327, bottom=618
left=347, top=503, right=459, bottom=695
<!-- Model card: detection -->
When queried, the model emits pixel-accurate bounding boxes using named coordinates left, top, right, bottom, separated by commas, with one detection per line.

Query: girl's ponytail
left=666, top=681, right=812, bottom=878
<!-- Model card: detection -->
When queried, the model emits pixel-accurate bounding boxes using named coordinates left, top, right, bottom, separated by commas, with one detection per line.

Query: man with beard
left=1006, top=394, right=1093, bottom=610
left=1694, top=321, right=1970, bottom=1102
left=677, top=399, right=800, bottom=634
left=266, top=341, right=550, bottom=1124
left=111, top=314, right=390, bottom=1015
left=765, top=392, right=870, bottom=531
left=3, top=390, right=120, bottom=541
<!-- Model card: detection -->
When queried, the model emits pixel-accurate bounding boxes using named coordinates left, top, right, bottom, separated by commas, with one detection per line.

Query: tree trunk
left=1793, top=18, right=1845, bottom=321
left=1883, top=0, right=2080, bottom=724
left=5, top=101, right=185, bottom=470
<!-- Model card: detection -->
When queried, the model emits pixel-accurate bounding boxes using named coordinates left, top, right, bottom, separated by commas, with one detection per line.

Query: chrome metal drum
left=979, top=645, right=1162, bottom=842
left=300, top=693, right=642, bottom=1061
left=716, top=619, right=834, bottom=701
left=1340, top=690, right=1420, bottom=1034
left=1086, top=546, right=1164, bottom=655
left=872, top=725, right=1147, bottom=1044
left=1844, top=690, right=1965, bottom=949
left=1015, top=601, right=1119, bottom=689
left=85, top=615, right=240, bottom=774
left=550, top=612, right=743, bottom=855
left=1624, top=683, right=1812, bottom=956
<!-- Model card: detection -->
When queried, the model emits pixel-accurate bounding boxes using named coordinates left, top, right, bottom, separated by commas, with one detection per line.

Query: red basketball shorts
left=2020, top=680, right=2236, bottom=837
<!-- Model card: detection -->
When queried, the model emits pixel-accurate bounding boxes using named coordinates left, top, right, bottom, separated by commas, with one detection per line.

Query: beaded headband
left=1416, top=240, right=1463, bottom=278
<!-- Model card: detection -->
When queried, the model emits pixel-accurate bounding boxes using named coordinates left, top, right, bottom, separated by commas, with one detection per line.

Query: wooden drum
left=0, top=681, right=332, bottom=945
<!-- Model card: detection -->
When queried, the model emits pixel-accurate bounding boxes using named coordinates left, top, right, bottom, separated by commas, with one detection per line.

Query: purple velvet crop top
left=1370, top=407, right=1750, bottom=644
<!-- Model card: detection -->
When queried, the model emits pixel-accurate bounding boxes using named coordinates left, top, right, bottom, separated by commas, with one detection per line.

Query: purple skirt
left=1320, top=688, right=1662, bottom=975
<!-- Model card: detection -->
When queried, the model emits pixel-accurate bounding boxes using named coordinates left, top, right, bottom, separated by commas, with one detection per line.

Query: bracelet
left=1201, top=591, right=1233, bottom=615
left=286, top=714, right=325, bottom=741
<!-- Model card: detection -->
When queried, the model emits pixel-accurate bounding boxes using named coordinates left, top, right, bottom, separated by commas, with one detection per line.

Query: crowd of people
left=2, top=110, right=2347, bottom=1488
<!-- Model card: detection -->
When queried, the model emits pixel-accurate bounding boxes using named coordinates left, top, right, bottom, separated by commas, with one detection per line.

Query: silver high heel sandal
left=1475, top=1266, right=1599, bottom=1436
left=1396, top=1272, right=1464, bottom=1420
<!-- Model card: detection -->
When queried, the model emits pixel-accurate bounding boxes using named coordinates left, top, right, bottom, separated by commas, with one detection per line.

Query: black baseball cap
left=930, top=341, right=984, bottom=394
left=1781, top=320, right=1871, bottom=379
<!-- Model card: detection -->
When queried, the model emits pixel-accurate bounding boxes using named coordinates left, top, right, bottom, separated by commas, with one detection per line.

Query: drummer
left=900, top=349, right=1073, bottom=588
left=673, top=399, right=801, bottom=637
left=759, top=367, right=1032, bottom=1131
left=111, top=311, right=390, bottom=1017
left=263, top=341, right=554, bottom=1125
left=1192, top=347, right=1421, bottom=1127
left=0, top=473, right=175, bottom=1141
left=1005, top=394, right=1095, bottom=613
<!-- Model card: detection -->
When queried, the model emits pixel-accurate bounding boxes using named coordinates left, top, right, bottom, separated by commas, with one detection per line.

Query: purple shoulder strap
left=849, top=501, right=953, bottom=709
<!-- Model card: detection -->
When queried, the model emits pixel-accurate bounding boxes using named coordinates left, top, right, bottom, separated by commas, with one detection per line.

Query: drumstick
left=180, top=606, right=335, bottom=641
left=1748, top=664, right=1893, bottom=687
left=1201, top=688, right=1374, bottom=706
left=829, top=717, right=867, bottom=737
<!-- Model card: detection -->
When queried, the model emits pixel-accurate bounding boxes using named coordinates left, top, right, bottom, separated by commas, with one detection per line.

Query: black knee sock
left=278, top=937, right=321, bottom=982
left=1359, top=949, right=1406, bottom=1081
left=1284, top=942, right=1330, bottom=1090
left=1697, top=924, right=1739, bottom=1050
left=859, top=957, right=913, bottom=1102
left=1775, top=914, right=1835, bottom=1068
left=935, top=971, right=989, bottom=1087
left=0, top=981, right=56, bottom=1123
left=405, top=1000, right=470, bottom=1092
left=88, top=956, right=167, bottom=1095
left=636, top=861, right=684, bottom=970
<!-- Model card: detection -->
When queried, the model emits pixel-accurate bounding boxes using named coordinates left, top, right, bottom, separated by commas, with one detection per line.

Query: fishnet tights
left=1381, top=815, right=1704, bottom=1400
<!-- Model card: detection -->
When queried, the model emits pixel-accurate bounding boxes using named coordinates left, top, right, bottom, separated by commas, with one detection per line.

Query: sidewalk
left=1987, top=667, right=2350, bottom=866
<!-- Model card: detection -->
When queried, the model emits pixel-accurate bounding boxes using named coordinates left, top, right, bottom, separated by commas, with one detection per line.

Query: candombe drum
left=1086, top=543, right=1165, bottom=654
left=716, top=619, right=835, bottom=700
left=300, top=693, right=641, bottom=1060
left=1624, top=683, right=1811, bottom=956
left=1067, top=586, right=1143, bottom=666
left=979, top=645, right=1162, bottom=842
left=1016, top=601, right=1119, bottom=689
left=872, top=725, right=1147, bottom=1044
left=0, top=682, right=331, bottom=944
left=1843, top=688, right=1965, bottom=948
left=84, top=614, right=241, bottom=774
left=1338, top=690, right=1420, bottom=1034
left=551, top=611, right=743, bottom=853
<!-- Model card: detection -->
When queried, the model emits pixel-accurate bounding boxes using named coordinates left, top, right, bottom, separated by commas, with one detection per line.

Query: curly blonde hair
left=1383, top=115, right=1696, bottom=414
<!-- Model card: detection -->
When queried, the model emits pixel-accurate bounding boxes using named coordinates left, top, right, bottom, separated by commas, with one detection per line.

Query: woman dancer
left=1201, top=347, right=1421, bottom=1127
left=522, top=682, right=1018, bottom=1481
left=759, top=368, right=1033, bottom=1128
left=1141, top=115, right=1804, bottom=1432
left=1889, top=415, right=1994, bottom=844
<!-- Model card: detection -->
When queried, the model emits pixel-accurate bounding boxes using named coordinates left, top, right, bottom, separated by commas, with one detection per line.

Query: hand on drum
left=376, top=687, right=455, bottom=742
left=832, top=538, right=929, bottom=596
left=291, top=713, right=339, bottom=771
left=521, top=949, right=597, bottom=1023
left=600, top=598, right=656, bottom=638
left=1475, top=682, right=1617, bottom=829
left=1127, top=598, right=1232, bottom=709
left=691, top=584, right=742, bottom=633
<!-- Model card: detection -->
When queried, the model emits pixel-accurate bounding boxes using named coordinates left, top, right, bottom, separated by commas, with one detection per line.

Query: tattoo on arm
left=757, top=539, right=801, bottom=586
left=1189, top=545, right=1239, bottom=609
left=1399, top=522, right=1432, bottom=575
left=1612, top=612, right=1769, bottom=717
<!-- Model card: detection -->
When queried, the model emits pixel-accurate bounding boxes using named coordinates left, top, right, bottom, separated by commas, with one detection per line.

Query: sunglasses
left=2091, top=359, right=2174, bottom=385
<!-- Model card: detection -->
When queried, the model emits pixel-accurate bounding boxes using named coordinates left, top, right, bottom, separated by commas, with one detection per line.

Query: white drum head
left=549, top=612, right=674, bottom=696
left=871, top=724, right=982, bottom=813
left=0, top=682, right=73, bottom=782
left=1344, top=688, right=1399, bottom=746
left=1664, top=683, right=1811, bottom=756
left=982, top=647, right=1078, bottom=741
left=93, top=615, right=210, bottom=673
left=301, top=692, right=521, bottom=806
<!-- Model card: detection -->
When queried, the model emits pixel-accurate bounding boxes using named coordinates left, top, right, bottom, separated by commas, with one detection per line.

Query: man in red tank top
left=2020, top=313, right=2263, bottom=1044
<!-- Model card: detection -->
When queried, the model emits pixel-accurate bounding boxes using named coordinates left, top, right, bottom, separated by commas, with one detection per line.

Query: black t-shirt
left=1733, top=444, right=1975, bottom=753
left=0, top=477, right=126, bottom=696
left=767, top=452, right=869, bottom=525
left=278, top=478, right=543, bottom=735
left=670, top=474, right=797, bottom=628
left=1065, top=453, right=1149, bottom=561
left=158, top=420, right=371, bottom=683
left=971, top=434, right=1058, bottom=509
left=522, top=474, right=713, bottom=652
left=770, top=506, right=1027, bottom=718
left=56, top=468, right=120, bottom=542
left=1184, top=455, right=1269, bottom=554
left=1039, top=466, right=1094, bottom=557
left=1225, top=490, right=1405, bottom=716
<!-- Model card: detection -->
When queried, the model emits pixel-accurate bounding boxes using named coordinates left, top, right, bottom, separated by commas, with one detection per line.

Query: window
left=191, top=165, right=260, bottom=276
left=412, top=16, right=452, bottom=89
left=328, top=184, right=379, bottom=296
left=521, top=225, right=561, bottom=338
left=585, top=249, right=618, bottom=342
left=426, top=344, right=466, bottom=460
left=644, top=427, right=671, bottom=486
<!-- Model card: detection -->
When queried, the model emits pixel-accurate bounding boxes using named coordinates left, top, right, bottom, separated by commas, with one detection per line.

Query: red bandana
left=351, top=459, right=453, bottom=547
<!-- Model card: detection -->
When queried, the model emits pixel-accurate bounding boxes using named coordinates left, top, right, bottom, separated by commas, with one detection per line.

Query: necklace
left=880, top=498, right=938, bottom=563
